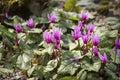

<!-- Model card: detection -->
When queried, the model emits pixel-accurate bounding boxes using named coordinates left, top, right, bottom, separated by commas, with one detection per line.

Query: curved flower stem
left=24, top=31, right=29, bottom=44
left=98, top=61, right=106, bottom=77
left=78, top=39, right=82, bottom=55
left=91, top=51, right=93, bottom=58
left=90, top=50, right=93, bottom=64
left=114, top=50, right=117, bottom=63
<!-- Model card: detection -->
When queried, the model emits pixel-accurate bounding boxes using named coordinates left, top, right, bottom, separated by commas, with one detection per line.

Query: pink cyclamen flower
left=114, top=37, right=120, bottom=50
left=113, top=38, right=120, bottom=50
left=98, top=52, right=107, bottom=64
left=117, top=50, right=120, bottom=57
left=74, top=26, right=81, bottom=32
left=71, top=26, right=81, bottom=40
left=5, top=9, right=8, bottom=18
left=53, top=28, right=61, bottom=41
left=87, top=23, right=94, bottom=33
left=82, top=30, right=89, bottom=44
left=47, top=12, right=56, bottom=23
left=81, top=10, right=88, bottom=21
left=26, top=18, right=34, bottom=28
left=92, top=47, right=98, bottom=56
left=92, top=34, right=99, bottom=46
left=14, top=23, right=22, bottom=33
left=14, top=39, right=19, bottom=46
left=43, top=32, right=52, bottom=44
left=77, top=21, right=82, bottom=30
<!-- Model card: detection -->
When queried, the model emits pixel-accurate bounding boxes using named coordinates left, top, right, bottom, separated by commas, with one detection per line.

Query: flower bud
left=47, top=13, right=56, bottom=23
left=26, top=18, right=34, bottom=28
left=14, top=23, right=22, bottom=33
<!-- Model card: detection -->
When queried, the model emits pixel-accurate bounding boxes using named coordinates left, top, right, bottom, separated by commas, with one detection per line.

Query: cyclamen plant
left=43, top=28, right=61, bottom=60
left=8, top=9, right=119, bottom=79
left=13, top=18, right=34, bottom=47
left=70, top=10, right=107, bottom=64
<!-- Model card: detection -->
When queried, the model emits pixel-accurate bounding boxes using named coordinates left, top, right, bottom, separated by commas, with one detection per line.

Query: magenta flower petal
left=92, top=47, right=98, bottom=56
left=104, top=52, right=107, bottom=61
left=87, top=23, right=94, bottom=33
left=78, top=21, right=82, bottom=30
left=71, top=26, right=81, bottom=40
left=98, top=52, right=107, bottom=64
left=114, top=37, right=120, bottom=49
left=53, top=28, right=61, bottom=40
left=81, top=10, right=88, bottom=21
left=82, top=35, right=89, bottom=44
left=112, top=46, right=117, bottom=50
left=74, top=26, right=80, bottom=32
left=82, top=30, right=89, bottom=44
left=92, top=34, right=99, bottom=46
left=99, top=53, right=104, bottom=61
left=26, top=18, right=34, bottom=28
left=47, top=13, right=56, bottom=23
left=43, top=32, right=52, bottom=44
left=13, top=23, right=22, bottom=33
left=117, top=50, right=120, bottom=57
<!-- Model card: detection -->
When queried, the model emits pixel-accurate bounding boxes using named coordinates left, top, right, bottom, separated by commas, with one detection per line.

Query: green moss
left=64, top=0, right=81, bottom=12
left=59, top=76, right=77, bottom=80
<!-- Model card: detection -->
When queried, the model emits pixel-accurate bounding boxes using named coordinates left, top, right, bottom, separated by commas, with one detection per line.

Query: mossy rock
left=100, top=0, right=109, bottom=5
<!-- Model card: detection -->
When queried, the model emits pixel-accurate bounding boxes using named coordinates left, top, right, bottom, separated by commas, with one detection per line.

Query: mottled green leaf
left=0, top=25, right=16, bottom=39
left=27, top=66, right=35, bottom=77
left=0, top=53, right=2, bottom=60
left=44, top=59, right=58, bottom=72
left=0, top=68, right=13, bottom=74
